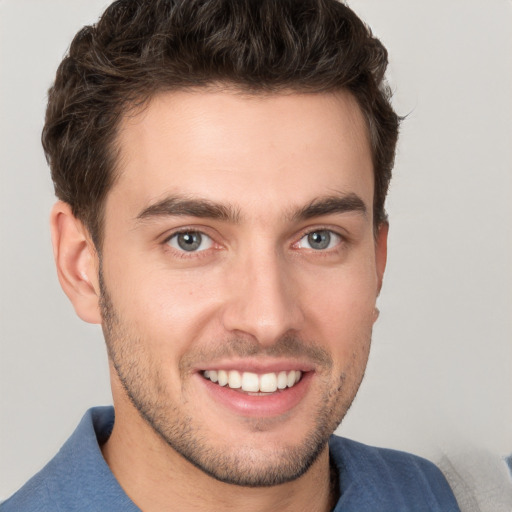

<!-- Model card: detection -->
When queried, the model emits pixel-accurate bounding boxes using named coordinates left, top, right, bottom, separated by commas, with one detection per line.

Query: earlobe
left=50, top=201, right=102, bottom=324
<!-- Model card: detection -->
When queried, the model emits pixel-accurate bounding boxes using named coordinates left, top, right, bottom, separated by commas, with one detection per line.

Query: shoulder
left=329, top=435, right=460, bottom=512
left=1, top=476, right=52, bottom=512
left=0, top=407, right=139, bottom=512
left=0, top=452, right=63, bottom=512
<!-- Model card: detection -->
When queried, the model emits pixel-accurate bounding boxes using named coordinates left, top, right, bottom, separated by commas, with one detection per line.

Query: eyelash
left=162, top=226, right=346, bottom=258
left=163, top=228, right=218, bottom=259
left=293, top=227, right=346, bottom=253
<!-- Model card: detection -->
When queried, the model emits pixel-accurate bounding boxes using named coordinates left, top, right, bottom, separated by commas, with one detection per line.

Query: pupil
left=308, top=231, right=330, bottom=250
left=178, top=232, right=201, bottom=251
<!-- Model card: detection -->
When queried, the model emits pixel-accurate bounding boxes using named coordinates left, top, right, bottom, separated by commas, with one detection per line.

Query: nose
left=220, top=248, right=305, bottom=347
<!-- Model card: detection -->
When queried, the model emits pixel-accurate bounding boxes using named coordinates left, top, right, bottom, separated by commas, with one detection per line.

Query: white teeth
left=228, top=370, right=242, bottom=389
left=204, top=369, right=302, bottom=393
left=217, top=370, right=228, bottom=386
left=277, top=371, right=288, bottom=389
left=241, top=372, right=259, bottom=392
left=260, top=373, right=278, bottom=393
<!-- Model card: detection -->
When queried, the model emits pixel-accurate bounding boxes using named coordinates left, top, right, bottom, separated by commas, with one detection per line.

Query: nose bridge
left=222, top=241, right=304, bottom=345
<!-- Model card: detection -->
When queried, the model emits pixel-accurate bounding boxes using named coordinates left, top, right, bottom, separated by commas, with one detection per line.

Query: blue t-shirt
left=1, top=407, right=460, bottom=511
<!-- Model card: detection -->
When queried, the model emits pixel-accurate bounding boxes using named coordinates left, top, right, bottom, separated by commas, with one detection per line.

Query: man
left=1, top=0, right=460, bottom=510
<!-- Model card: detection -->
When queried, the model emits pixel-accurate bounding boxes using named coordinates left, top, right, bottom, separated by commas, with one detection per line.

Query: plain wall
left=1, top=0, right=511, bottom=501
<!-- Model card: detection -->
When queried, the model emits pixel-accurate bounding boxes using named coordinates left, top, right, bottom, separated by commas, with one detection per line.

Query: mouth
left=202, top=369, right=302, bottom=394
left=197, top=362, right=313, bottom=417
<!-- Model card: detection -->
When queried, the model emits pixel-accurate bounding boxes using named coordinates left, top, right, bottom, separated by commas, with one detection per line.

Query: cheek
left=303, top=267, right=377, bottom=325
left=109, top=267, right=223, bottom=349
left=300, top=265, right=377, bottom=362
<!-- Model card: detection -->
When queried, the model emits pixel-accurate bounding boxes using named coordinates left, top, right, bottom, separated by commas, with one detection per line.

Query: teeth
left=203, top=369, right=302, bottom=393
left=260, top=372, right=277, bottom=393
left=277, top=371, right=288, bottom=389
left=241, top=372, right=259, bottom=392
left=228, top=370, right=242, bottom=389
left=217, top=370, right=228, bottom=387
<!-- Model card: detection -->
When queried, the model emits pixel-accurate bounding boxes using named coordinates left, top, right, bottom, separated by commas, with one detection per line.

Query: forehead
left=108, top=89, right=374, bottom=220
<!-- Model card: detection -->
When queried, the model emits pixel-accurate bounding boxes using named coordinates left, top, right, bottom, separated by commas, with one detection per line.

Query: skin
left=51, top=89, right=387, bottom=512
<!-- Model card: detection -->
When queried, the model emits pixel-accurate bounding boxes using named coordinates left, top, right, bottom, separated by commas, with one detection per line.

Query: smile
left=203, top=370, right=302, bottom=393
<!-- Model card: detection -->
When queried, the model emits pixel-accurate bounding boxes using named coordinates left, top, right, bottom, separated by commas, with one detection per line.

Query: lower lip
left=198, top=372, right=313, bottom=418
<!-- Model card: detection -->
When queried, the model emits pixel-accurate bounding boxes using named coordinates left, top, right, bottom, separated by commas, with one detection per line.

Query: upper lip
left=194, top=358, right=317, bottom=374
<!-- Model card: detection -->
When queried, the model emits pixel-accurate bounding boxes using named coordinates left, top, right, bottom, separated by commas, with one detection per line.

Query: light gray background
left=1, top=0, right=511, bottom=503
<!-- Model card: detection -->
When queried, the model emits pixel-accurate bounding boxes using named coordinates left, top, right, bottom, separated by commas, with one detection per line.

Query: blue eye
left=167, top=231, right=213, bottom=252
left=297, top=230, right=341, bottom=250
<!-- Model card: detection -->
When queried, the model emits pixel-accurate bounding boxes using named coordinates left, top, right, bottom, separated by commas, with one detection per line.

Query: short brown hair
left=42, top=0, right=399, bottom=247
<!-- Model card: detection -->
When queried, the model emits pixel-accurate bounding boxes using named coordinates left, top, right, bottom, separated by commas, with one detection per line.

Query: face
left=98, top=89, right=386, bottom=486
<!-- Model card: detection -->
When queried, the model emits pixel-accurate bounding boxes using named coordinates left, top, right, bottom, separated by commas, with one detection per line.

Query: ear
left=375, top=221, right=388, bottom=296
left=50, top=201, right=102, bottom=324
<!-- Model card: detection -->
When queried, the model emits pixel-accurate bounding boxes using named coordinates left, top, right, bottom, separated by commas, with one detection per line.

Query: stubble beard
left=99, top=274, right=371, bottom=487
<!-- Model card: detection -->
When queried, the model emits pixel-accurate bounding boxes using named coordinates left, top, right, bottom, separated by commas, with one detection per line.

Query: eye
left=167, top=231, right=213, bottom=252
left=297, top=230, right=341, bottom=250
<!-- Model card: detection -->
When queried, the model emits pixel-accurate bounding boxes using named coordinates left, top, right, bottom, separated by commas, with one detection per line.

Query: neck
left=101, top=400, right=336, bottom=512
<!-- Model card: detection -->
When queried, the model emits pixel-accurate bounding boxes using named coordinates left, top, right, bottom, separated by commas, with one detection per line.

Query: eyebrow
left=135, top=192, right=367, bottom=225
left=136, top=195, right=241, bottom=223
left=291, top=193, right=367, bottom=221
